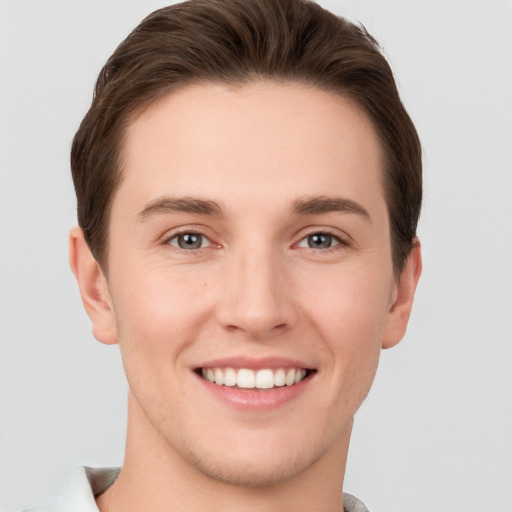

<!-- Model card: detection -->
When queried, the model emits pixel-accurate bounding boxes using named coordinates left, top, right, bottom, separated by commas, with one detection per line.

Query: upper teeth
left=201, top=367, right=307, bottom=389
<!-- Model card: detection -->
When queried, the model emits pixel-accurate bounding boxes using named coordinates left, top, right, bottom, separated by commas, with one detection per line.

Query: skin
left=70, top=81, right=421, bottom=512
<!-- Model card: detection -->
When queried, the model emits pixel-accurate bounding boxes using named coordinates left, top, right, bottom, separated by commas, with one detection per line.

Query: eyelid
left=167, top=232, right=212, bottom=249
left=294, top=227, right=352, bottom=249
left=161, top=226, right=220, bottom=251
left=159, top=225, right=351, bottom=252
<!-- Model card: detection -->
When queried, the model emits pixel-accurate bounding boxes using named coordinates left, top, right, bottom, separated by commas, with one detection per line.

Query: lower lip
left=195, top=372, right=314, bottom=410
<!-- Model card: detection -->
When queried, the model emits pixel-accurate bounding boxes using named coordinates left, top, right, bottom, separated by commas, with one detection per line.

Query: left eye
left=298, top=233, right=340, bottom=249
left=168, top=233, right=210, bottom=250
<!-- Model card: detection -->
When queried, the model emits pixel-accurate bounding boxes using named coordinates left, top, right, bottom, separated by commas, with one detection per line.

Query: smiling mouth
left=197, top=367, right=313, bottom=390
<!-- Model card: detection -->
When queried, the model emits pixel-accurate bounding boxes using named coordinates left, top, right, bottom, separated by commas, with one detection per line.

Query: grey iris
left=178, top=233, right=202, bottom=249
left=308, top=234, right=332, bottom=249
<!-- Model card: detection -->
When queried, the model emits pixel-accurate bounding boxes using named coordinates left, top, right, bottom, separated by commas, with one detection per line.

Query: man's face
left=100, top=82, right=408, bottom=486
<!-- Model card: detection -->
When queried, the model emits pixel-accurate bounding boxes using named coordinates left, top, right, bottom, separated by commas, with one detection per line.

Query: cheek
left=108, top=264, right=217, bottom=413
left=299, top=263, right=391, bottom=390
left=109, top=260, right=215, bottom=358
left=302, top=264, right=391, bottom=344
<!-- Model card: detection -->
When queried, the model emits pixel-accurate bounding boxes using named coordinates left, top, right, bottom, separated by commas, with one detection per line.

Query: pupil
left=308, top=234, right=331, bottom=249
left=179, top=233, right=201, bottom=249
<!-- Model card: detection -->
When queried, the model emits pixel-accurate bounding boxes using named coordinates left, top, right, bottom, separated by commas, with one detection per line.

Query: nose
left=216, top=246, right=298, bottom=340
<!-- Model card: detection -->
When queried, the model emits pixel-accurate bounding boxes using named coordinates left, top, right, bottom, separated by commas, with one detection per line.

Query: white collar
left=24, top=466, right=369, bottom=512
left=24, top=467, right=119, bottom=512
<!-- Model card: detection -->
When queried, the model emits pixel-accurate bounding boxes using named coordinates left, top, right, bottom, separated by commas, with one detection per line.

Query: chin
left=163, top=419, right=344, bottom=490
left=180, top=442, right=324, bottom=488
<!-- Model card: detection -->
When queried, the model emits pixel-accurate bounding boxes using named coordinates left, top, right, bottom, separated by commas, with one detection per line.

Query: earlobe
left=382, top=240, right=422, bottom=349
left=69, top=226, right=118, bottom=345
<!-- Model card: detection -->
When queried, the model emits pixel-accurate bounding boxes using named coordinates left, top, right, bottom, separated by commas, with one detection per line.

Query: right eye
left=167, top=232, right=212, bottom=250
left=301, top=232, right=339, bottom=249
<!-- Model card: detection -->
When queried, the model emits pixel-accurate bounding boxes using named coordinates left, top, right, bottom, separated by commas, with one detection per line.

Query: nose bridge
left=218, top=242, right=295, bottom=337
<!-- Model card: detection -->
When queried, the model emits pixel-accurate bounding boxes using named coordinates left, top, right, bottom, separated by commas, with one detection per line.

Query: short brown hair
left=71, top=0, right=422, bottom=275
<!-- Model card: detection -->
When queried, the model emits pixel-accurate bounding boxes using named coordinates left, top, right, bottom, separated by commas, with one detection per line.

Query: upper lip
left=196, top=356, right=314, bottom=371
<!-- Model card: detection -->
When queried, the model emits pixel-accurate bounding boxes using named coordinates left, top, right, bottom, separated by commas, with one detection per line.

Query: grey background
left=1, top=1, right=511, bottom=511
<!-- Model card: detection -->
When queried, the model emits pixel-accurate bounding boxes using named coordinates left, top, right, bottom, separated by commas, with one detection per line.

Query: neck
left=96, top=393, right=351, bottom=512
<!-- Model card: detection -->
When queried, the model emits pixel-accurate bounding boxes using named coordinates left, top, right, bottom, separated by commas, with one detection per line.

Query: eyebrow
left=138, top=196, right=224, bottom=220
left=291, top=195, right=371, bottom=221
left=138, top=194, right=370, bottom=221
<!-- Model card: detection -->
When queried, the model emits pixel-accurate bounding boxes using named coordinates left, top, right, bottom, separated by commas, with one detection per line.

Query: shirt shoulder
left=343, top=492, right=371, bottom=512
left=21, top=468, right=368, bottom=512
left=22, top=467, right=120, bottom=512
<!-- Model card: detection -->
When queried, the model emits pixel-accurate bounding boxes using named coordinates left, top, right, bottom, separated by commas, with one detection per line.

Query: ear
left=69, top=226, right=118, bottom=345
left=382, top=240, right=422, bottom=349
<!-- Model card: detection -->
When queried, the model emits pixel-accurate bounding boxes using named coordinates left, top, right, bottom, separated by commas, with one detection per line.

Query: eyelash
left=165, top=231, right=214, bottom=254
left=164, top=229, right=349, bottom=254
left=295, top=229, right=349, bottom=253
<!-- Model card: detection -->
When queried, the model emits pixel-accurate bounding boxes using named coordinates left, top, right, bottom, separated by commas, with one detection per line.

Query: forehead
left=117, top=81, right=385, bottom=217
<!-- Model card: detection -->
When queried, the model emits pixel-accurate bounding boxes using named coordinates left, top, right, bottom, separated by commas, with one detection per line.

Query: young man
left=26, top=0, right=422, bottom=510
